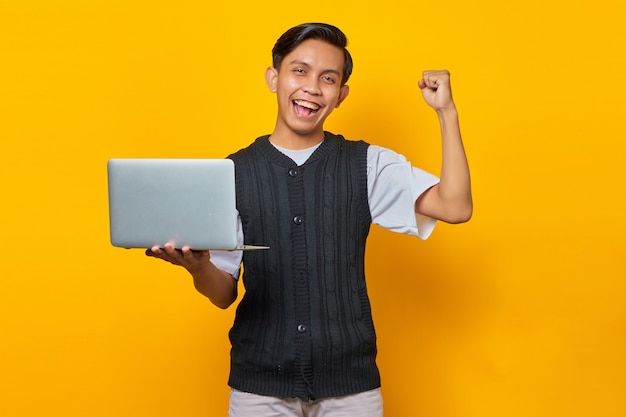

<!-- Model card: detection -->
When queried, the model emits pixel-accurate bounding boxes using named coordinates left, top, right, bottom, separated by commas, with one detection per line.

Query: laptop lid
left=107, top=158, right=268, bottom=250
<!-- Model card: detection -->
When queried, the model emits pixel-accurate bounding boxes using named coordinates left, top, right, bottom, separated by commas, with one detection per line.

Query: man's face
left=266, top=38, right=349, bottom=142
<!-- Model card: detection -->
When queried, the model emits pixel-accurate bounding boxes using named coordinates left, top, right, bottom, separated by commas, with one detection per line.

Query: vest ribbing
left=227, top=132, right=378, bottom=401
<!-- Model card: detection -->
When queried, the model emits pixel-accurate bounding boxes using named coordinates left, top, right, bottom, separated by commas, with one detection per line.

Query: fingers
left=163, top=242, right=188, bottom=265
left=145, top=244, right=163, bottom=257
left=164, top=242, right=177, bottom=255
left=419, top=69, right=455, bottom=111
left=146, top=241, right=211, bottom=269
left=145, top=242, right=182, bottom=264
left=419, top=70, right=451, bottom=91
left=180, top=245, right=191, bottom=254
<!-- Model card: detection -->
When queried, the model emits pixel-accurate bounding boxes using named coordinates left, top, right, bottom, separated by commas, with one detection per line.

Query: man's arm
left=146, top=243, right=238, bottom=309
left=414, top=70, right=473, bottom=224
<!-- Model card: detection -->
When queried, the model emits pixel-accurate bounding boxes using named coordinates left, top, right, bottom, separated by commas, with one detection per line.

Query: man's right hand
left=146, top=242, right=211, bottom=276
left=146, top=242, right=237, bottom=309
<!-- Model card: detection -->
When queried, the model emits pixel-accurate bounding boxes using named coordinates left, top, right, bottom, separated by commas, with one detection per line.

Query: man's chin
left=287, top=120, right=324, bottom=136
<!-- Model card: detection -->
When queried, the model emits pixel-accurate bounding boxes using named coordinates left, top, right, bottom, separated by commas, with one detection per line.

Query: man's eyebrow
left=289, top=59, right=312, bottom=68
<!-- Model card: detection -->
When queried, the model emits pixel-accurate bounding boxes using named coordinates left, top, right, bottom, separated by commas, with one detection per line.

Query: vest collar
left=255, top=132, right=342, bottom=167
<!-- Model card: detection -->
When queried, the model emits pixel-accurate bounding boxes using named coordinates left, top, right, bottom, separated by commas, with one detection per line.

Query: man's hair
left=272, top=23, right=353, bottom=86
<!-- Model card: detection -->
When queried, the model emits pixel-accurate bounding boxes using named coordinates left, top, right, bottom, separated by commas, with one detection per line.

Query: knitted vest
left=227, top=132, right=378, bottom=401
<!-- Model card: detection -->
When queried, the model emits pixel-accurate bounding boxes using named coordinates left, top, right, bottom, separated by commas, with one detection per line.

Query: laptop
left=107, top=158, right=268, bottom=250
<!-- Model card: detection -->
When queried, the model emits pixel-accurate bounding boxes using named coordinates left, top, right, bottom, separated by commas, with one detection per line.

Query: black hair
left=272, top=23, right=353, bottom=86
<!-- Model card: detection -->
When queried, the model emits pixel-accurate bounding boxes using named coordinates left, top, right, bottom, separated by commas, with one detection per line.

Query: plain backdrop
left=1, top=1, right=625, bottom=416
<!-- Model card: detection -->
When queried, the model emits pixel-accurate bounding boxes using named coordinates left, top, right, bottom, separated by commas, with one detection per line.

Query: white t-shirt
left=210, top=143, right=440, bottom=278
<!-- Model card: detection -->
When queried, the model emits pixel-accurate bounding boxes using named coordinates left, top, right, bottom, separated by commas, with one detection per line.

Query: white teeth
left=294, top=100, right=319, bottom=110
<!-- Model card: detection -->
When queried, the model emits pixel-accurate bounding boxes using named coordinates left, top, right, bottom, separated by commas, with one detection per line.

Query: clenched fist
left=418, top=70, right=456, bottom=112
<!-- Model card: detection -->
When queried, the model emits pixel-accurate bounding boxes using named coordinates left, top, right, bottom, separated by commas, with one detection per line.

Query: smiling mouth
left=293, top=99, right=320, bottom=116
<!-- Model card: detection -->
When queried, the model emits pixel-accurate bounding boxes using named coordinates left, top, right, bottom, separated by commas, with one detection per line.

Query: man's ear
left=335, top=85, right=350, bottom=108
left=265, top=67, right=278, bottom=92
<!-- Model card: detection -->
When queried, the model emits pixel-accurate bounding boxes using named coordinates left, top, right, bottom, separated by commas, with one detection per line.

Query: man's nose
left=302, top=77, right=321, bottom=95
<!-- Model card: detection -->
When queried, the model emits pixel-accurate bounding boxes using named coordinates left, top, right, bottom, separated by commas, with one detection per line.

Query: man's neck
left=268, top=130, right=325, bottom=150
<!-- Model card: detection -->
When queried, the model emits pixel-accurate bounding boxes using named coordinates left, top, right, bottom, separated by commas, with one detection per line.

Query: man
left=147, top=22, right=472, bottom=417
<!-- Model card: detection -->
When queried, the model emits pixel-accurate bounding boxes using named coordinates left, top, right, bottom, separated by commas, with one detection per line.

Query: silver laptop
left=107, top=158, right=268, bottom=250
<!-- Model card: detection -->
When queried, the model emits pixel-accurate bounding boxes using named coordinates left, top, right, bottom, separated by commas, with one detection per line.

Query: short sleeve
left=209, top=213, right=244, bottom=279
left=367, top=145, right=440, bottom=239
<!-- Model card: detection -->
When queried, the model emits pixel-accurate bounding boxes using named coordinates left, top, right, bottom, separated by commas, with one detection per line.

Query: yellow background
left=1, top=0, right=625, bottom=416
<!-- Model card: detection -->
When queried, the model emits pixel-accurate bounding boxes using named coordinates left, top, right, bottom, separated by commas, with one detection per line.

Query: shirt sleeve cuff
left=409, top=170, right=440, bottom=239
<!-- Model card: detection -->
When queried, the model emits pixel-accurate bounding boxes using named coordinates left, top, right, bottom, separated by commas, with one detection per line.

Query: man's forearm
left=190, top=262, right=238, bottom=309
left=436, top=107, right=473, bottom=222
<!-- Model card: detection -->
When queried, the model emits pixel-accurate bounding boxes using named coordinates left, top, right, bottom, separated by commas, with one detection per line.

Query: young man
left=147, top=23, right=472, bottom=417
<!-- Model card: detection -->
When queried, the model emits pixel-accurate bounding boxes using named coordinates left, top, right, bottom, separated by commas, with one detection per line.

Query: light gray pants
left=228, top=388, right=383, bottom=417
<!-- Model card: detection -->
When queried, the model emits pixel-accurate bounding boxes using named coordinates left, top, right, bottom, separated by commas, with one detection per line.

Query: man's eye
left=322, top=76, right=335, bottom=83
left=294, top=68, right=305, bottom=74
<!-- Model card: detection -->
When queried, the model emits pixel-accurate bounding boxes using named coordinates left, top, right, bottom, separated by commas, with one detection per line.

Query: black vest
left=227, top=132, right=379, bottom=401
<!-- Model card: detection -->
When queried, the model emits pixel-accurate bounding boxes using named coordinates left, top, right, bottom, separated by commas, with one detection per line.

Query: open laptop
left=107, top=158, right=268, bottom=250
